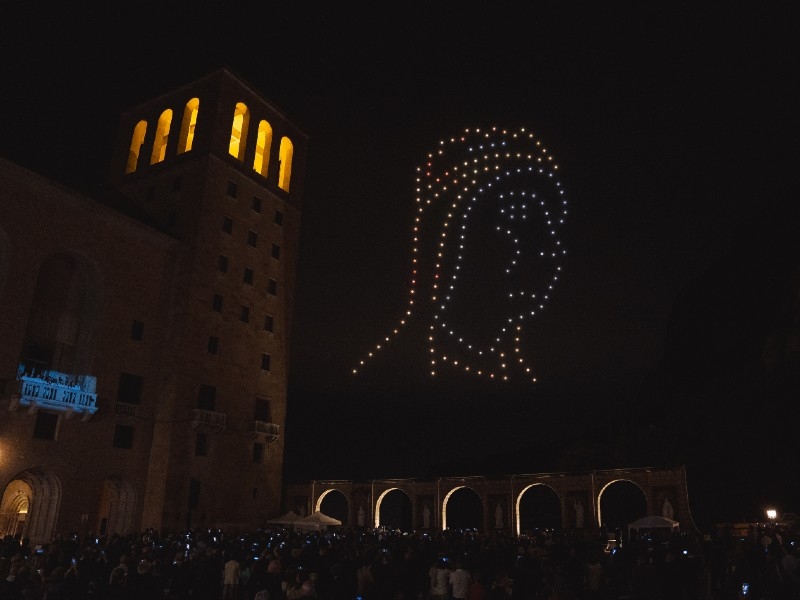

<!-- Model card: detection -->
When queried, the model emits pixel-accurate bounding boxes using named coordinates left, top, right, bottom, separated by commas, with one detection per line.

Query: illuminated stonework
left=14, top=369, right=98, bottom=419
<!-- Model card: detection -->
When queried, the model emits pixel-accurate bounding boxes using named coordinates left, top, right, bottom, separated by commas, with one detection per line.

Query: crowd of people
left=0, top=521, right=797, bottom=599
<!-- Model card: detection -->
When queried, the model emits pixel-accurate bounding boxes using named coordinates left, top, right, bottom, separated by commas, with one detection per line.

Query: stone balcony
left=190, top=408, right=227, bottom=432
left=253, top=420, right=280, bottom=442
left=10, top=371, right=98, bottom=421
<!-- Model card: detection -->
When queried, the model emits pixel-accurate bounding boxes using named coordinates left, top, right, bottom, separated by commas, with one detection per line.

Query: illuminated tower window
left=150, top=109, right=173, bottom=165
left=278, top=136, right=293, bottom=192
left=253, top=120, right=273, bottom=177
left=177, top=97, right=199, bottom=154
left=125, top=120, right=147, bottom=174
left=228, top=102, right=250, bottom=161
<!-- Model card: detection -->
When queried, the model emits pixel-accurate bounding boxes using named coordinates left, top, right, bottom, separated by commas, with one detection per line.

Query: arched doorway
left=0, top=469, right=61, bottom=545
left=375, top=488, right=412, bottom=532
left=317, top=489, right=348, bottom=525
left=598, top=479, right=647, bottom=538
left=95, top=476, right=136, bottom=538
left=516, top=483, right=561, bottom=535
left=442, top=486, right=483, bottom=531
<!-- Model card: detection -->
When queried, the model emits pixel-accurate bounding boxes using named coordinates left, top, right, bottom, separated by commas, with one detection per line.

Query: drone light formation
left=353, top=126, right=568, bottom=383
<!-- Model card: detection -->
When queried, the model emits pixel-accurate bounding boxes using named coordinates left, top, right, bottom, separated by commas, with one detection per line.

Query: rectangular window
left=247, top=231, right=258, bottom=247
left=267, top=279, right=277, bottom=295
left=195, top=432, right=208, bottom=457
left=240, top=305, right=250, bottom=323
left=271, top=244, right=280, bottom=260
left=33, top=412, right=58, bottom=440
left=172, top=176, right=183, bottom=192
left=131, top=320, right=144, bottom=341
left=219, top=255, right=228, bottom=273
left=244, top=268, right=254, bottom=285
left=263, top=314, right=274, bottom=332
left=253, top=442, right=264, bottom=464
left=222, top=217, right=233, bottom=234
left=208, top=336, right=219, bottom=355
left=212, top=294, right=223, bottom=312
left=274, top=210, right=283, bottom=226
left=254, top=397, right=271, bottom=422
left=227, top=180, right=237, bottom=198
left=252, top=197, right=262, bottom=213
left=146, top=186, right=155, bottom=202
left=197, top=384, right=216, bottom=410
left=112, top=424, right=134, bottom=449
left=117, top=372, right=144, bottom=404
left=261, top=353, right=271, bottom=371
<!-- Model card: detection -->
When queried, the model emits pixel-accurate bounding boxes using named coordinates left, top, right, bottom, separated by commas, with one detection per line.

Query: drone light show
left=353, top=126, right=568, bottom=383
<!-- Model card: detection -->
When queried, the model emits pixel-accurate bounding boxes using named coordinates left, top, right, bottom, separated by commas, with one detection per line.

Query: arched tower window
left=278, top=136, right=293, bottom=192
left=125, top=120, right=147, bottom=174
left=177, top=98, right=199, bottom=154
left=253, top=120, right=273, bottom=177
left=150, top=109, right=173, bottom=165
left=228, top=102, right=250, bottom=161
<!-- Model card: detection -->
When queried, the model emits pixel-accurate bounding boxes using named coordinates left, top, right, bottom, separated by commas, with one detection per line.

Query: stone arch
left=95, top=476, right=136, bottom=538
left=21, top=251, right=102, bottom=378
left=0, top=468, right=61, bottom=545
left=442, top=485, right=483, bottom=531
left=315, top=488, right=349, bottom=524
left=375, top=487, right=412, bottom=531
left=515, top=483, right=562, bottom=535
left=596, top=478, right=648, bottom=531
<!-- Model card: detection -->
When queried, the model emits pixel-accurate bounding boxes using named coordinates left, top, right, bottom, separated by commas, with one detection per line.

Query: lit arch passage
left=150, top=109, right=173, bottom=164
left=596, top=478, right=647, bottom=531
left=126, top=120, right=147, bottom=174
left=177, top=98, right=199, bottom=154
left=229, top=102, right=250, bottom=161
left=515, top=483, right=561, bottom=535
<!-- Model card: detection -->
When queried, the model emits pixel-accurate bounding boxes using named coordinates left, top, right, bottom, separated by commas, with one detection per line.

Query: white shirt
left=449, top=567, right=471, bottom=599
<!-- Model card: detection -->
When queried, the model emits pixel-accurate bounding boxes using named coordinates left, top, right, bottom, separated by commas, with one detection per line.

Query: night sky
left=2, top=4, right=797, bottom=527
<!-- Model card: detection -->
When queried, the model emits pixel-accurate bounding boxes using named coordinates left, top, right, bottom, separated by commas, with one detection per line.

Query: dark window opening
left=113, top=424, right=134, bottom=449
left=219, top=255, right=228, bottom=273
left=117, top=372, right=144, bottom=404
left=195, top=432, right=208, bottom=457
left=261, top=353, right=271, bottom=371
left=240, top=306, right=250, bottom=323
left=131, top=320, right=144, bottom=341
left=252, top=197, right=262, bottom=213
left=254, top=397, right=271, bottom=422
left=208, top=336, right=219, bottom=355
left=222, top=217, right=233, bottom=234
left=227, top=180, right=237, bottom=197
left=263, top=314, right=274, bottom=332
left=267, top=279, right=277, bottom=295
left=247, top=231, right=258, bottom=247
left=197, top=384, right=216, bottom=410
left=33, top=412, right=58, bottom=440
left=212, top=294, right=223, bottom=312
left=244, top=268, right=254, bottom=285
left=274, top=210, right=283, bottom=226
left=253, top=442, right=264, bottom=464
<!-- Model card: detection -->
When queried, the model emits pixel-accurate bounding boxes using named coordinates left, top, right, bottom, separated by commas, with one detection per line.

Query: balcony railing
left=191, top=408, right=227, bottom=432
left=12, top=370, right=98, bottom=421
left=253, top=421, right=280, bottom=442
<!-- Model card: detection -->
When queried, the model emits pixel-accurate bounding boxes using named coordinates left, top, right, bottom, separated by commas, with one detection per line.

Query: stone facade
left=0, top=69, right=306, bottom=543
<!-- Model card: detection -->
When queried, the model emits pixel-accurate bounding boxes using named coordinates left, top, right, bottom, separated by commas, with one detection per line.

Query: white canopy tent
left=267, top=510, right=302, bottom=526
left=628, top=515, right=679, bottom=535
left=296, top=510, right=342, bottom=531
